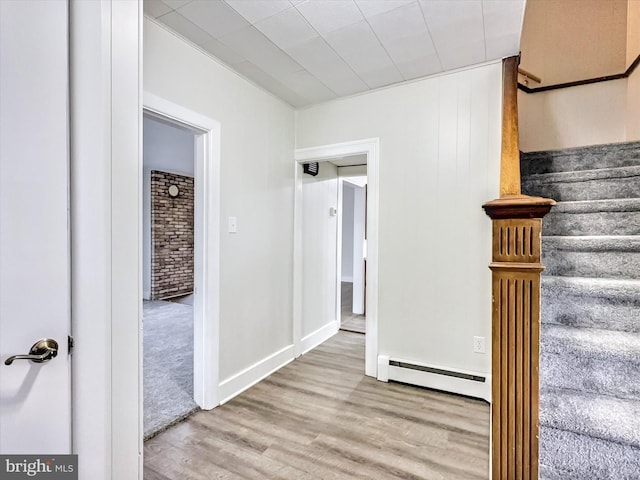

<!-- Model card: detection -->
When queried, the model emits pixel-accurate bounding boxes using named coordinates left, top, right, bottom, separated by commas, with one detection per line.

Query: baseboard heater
left=378, top=355, right=491, bottom=403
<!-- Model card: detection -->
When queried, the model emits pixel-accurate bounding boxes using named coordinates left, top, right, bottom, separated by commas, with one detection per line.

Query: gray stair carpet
left=522, top=141, right=640, bottom=479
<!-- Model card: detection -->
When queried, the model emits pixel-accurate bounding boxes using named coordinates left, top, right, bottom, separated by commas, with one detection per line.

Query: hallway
left=144, top=331, right=490, bottom=479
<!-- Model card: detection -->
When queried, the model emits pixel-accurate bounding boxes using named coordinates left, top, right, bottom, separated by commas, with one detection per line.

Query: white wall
left=296, top=62, right=502, bottom=377
left=301, top=163, right=339, bottom=338
left=143, top=115, right=195, bottom=174
left=341, top=184, right=354, bottom=282
left=142, top=115, right=195, bottom=299
left=145, top=19, right=295, bottom=384
left=518, top=79, right=629, bottom=152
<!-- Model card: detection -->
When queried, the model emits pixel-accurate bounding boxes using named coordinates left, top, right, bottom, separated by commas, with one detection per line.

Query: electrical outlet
left=473, top=336, right=486, bottom=354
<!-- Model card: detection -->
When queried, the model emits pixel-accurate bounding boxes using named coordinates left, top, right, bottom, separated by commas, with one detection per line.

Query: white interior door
left=351, top=184, right=366, bottom=315
left=0, top=0, right=72, bottom=454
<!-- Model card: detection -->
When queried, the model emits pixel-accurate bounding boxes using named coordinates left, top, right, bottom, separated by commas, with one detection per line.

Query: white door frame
left=294, top=139, right=379, bottom=377
left=143, top=92, right=221, bottom=410
left=70, top=1, right=142, bottom=477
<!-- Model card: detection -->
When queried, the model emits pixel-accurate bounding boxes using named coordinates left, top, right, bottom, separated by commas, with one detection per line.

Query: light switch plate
left=228, top=216, right=237, bottom=233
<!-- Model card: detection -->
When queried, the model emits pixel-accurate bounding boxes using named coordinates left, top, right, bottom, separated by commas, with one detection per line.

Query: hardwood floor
left=340, top=282, right=366, bottom=334
left=144, top=331, right=490, bottom=480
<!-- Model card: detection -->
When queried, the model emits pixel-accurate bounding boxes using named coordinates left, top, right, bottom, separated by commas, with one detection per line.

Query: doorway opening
left=294, top=138, right=379, bottom=377
left=142, top=114, right=197, bottom=439
left=142, top=93, right=221, bottom=443
left=339, top=173, right=367, bottom=335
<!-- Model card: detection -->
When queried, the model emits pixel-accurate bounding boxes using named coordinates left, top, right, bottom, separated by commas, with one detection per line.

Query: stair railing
left=483, top=55, right=555, bottom=480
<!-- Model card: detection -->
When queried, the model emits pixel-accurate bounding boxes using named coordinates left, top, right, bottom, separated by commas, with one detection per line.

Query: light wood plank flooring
left=144, top=331, right=490, bottom=480
left=340, top=282, right=365, bottom=334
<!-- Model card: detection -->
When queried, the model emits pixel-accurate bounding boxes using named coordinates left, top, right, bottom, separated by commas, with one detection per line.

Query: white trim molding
left=294, top=138, right=380, bottom=378
left=300, top=321, right=340, bottom=356
left=218, top=345, right=296, bottom=405
left=143, top=92, right=221, bottom=410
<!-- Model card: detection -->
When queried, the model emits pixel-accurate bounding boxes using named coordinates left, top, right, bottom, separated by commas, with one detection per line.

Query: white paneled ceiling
left=145, top=0, right=525, bottom=107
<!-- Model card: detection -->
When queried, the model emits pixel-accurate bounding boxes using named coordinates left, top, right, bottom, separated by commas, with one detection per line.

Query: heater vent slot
left=389, top=360, right=486, bottom=383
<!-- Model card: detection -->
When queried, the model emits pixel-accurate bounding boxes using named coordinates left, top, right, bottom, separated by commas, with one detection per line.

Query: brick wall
left=150, top=170, right=194, bottom=300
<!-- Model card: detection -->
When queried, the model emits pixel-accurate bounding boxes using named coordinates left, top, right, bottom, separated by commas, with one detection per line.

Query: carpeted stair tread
left=539, top=426, right=640, bottom=479
left=522, top=165, right=640, bottom=201
left=525, top=165, right=640, bottom=184
left=541, top=277, right=640, bottom=333
left=541, top=325, right=640, bottom=400
left=542, top=275, right=640, bottom=301
left=542, top=236, right=640, bottom=279
left=542, top=235, right=640, bottom=251
left=540, top=387, right=640, bottom=448
left=542, top=199, right=640, bottom=236
left=522, top=141, right=640, bottom=175
left=542, top=324, right=640, bottom=363
left=551, top=197, right=640, bottom=213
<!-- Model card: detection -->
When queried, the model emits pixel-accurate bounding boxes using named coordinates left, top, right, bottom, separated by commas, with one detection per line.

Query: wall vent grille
left=303, top=162, right=319, bottom=176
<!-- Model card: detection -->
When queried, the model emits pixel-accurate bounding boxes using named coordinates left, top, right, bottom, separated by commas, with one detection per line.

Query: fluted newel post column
left=483, top=56, right=555, bottom=480
left=483, top=200, right=553, bottom=480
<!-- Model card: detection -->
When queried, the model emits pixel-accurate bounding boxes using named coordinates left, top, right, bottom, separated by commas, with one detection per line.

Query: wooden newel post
left=483, top=56, right=555, bottom=479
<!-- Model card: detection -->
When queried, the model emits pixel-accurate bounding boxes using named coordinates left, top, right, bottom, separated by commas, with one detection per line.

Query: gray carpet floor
left=143, top=300, right=198, bottom=440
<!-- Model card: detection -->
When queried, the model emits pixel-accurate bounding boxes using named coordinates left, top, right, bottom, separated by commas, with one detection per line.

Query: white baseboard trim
left=377, top=355, right=491, bottom=403
left=300, top=321, right=339, bottom=356
left=377, top=355, right=390, bottom=382
left=218, top=344, right=295, bottom=405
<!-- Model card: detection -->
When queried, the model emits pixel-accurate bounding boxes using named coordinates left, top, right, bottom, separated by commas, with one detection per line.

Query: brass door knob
left=4, top=338, right=59, bottom=365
